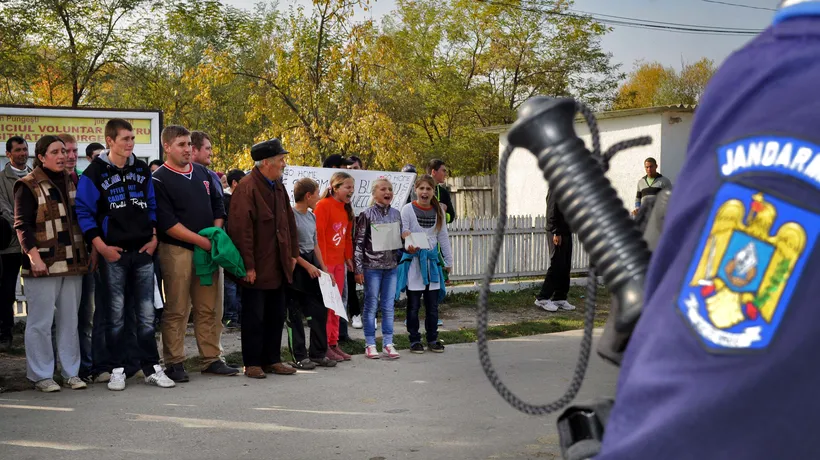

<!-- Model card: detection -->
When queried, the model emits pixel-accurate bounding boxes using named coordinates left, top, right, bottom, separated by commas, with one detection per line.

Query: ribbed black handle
left=505, top=97, right=650, bottom=361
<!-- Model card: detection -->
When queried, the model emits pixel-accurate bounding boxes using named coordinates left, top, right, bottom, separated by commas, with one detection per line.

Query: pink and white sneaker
left=381, top=344, right=400, bottom=360
left=365, top=345, right=380, bottom=359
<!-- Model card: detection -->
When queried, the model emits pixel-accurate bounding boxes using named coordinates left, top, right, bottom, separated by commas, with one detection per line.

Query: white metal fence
left=448, top=215, right=589, bottom=282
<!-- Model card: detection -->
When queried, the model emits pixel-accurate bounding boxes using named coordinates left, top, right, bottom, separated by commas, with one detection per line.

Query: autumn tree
left=2, top=0, right=150, bottom=107
left=654, top=58, right=716, bottom=107
left=365, top=0, right=621, bottom=174
left=0, top=0, right=621, bottom=175
left=613, top=58, right=716, bottom=110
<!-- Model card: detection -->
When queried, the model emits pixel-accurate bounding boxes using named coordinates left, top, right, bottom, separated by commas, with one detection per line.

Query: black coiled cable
left=476, top=100, right=652, bottom=416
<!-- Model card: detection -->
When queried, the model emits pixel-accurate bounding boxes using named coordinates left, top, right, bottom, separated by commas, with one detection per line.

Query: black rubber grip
left=505, top=97, right=650, bottom=340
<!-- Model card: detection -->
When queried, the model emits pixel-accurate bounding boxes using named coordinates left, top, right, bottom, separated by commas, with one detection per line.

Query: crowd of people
left=0, top=119, right=459, bottom=392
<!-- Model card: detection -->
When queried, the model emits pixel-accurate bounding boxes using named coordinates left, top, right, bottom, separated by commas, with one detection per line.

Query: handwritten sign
left=318, top=271, right=348, bottom=322
left=280, top=166, right=416, bottom=215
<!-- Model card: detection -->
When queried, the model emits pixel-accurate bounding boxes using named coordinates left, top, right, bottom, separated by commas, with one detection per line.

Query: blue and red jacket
left=75, top=151, right=157, bottom=251
left=597, top=3, right=820, bottom=459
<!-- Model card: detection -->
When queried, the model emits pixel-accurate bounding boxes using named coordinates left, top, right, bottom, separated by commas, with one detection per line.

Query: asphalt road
left=0, top=329, right=618, bottom=460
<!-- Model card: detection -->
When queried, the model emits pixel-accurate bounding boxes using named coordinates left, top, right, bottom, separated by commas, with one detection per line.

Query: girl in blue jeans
left=353, top=178, right=413, bottom=359
left=398, top=175, right=453, bottom=353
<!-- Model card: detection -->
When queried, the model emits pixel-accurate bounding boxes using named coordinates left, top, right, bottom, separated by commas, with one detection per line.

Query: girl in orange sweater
left=314, top=172, right=355, bottom=361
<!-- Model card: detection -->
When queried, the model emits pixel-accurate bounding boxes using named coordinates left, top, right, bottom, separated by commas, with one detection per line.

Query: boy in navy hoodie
left=75, top=118, right=175, bottom=392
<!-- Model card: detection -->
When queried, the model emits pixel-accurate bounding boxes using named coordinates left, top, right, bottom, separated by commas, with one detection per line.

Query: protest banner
left=280, top=166, right=416, bottom=215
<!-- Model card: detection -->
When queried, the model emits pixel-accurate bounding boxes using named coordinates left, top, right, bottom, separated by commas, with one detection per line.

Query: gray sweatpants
left=25, top=276, right=83, bottom=382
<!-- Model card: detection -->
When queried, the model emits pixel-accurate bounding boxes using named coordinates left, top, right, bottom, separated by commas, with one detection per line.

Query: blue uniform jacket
left=597, top=5, right=820, bottom=459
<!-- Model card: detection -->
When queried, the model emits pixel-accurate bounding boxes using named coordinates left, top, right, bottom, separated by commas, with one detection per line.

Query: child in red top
left=314, top=171, right=355, bottom=361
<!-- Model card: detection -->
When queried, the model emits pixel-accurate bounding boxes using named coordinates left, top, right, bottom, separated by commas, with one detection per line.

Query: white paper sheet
left=318, top=271, right=348, bottom=321
left=404, top=232, right=431, bottom=250
left=371, top=222, right=402, bottom=251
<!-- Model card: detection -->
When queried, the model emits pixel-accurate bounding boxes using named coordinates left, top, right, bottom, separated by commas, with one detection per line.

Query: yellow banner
left=0, top=115, right=152, bottom=144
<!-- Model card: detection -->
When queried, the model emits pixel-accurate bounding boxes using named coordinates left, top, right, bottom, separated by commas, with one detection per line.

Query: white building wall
left=503, top=113, right=665, bottom=217
left=659, top=111, right=695, bottom=184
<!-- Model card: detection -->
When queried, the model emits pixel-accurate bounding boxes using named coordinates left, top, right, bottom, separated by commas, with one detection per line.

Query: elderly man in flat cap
left=226, top=139, right=299, bottom=378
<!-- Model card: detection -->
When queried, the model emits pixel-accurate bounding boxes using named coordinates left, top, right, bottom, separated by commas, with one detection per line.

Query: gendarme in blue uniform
left=597, top=3, right=820, bottom=458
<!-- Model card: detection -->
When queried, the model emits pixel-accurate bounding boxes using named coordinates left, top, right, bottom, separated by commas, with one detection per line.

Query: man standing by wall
left=0, top=136, right=30, bottom=349
left=152, top=125, right=238, bottom=382
left=534, top=188, right=576, bottom=312
left=227, top=139, right=298, bottom=378
left=633, top=157, right=672, bottom=215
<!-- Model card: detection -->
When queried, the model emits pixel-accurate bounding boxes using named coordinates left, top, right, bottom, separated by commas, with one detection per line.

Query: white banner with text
left=280, top=166, right=416, bottom=215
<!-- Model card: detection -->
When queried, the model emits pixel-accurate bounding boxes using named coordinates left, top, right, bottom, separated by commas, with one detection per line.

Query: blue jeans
left=223, top=277, right=241, bottom=322
left=406, top=287, right=440, bottom=345
left=362, top=268, right=397, bottom=346
left=101, top=251, right=159, bottom=375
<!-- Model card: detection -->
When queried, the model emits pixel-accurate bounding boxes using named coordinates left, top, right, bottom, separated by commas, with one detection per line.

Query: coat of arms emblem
left=678, top=183, right=817, bottom=352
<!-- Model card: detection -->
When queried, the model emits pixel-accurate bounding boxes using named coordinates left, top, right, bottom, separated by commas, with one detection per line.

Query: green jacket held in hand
left=194, top=227, right=246, bottom=286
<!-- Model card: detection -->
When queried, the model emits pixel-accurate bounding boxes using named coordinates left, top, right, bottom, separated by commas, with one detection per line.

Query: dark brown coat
left=226, top=167, right=298, bottom=290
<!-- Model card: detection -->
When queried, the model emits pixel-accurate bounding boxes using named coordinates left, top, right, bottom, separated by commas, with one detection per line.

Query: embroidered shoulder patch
left=677, top=182, right=819, bottom=352
left=719, top=136, right=820, bottom=188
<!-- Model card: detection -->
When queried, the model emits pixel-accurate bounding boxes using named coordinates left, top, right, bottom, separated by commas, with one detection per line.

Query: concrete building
left=482, top=104, right=696, bottom=217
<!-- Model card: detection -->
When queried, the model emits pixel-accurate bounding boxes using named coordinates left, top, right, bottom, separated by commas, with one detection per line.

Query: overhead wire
left=475, top=0, right=766, bottom=36
left=701, top=0, right=777, bottom=12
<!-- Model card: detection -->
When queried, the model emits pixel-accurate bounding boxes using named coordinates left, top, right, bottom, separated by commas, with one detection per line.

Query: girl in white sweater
left=400, top=175, right=453, bottom=353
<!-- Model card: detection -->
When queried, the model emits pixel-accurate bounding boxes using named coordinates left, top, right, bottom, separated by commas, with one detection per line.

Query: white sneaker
left=382, top=344, right=400, bottom=360
left=64, top=376, right=87, bottom=390
left=145, top=365, right=176, bottom=388
left=108, top=368, right=126, bottom=391
left=94, top=372, right=110, bottom=383
left=535, top=299, right=558, bottom=312
left=34, top=378, right=60, bottom=393
left=553, top=300, right=576, bottom=311
left=365, top=344, right=380, bottom=359
left=352, top=315, right=363, bottom=329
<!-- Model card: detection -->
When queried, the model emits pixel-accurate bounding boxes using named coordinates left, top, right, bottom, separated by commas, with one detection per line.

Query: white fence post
left=447, top=214, right=589, bottom=282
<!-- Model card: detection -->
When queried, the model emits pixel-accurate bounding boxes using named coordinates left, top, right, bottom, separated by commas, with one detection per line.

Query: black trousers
left=346, top=270, right=361, bottom=317
left=537, top=232, right=572, bottom=301
left=0, top=253, right=21, bottom=338
left=286, top=290, right=328, bottom=361
left=241, top=287, right=286, bottom=367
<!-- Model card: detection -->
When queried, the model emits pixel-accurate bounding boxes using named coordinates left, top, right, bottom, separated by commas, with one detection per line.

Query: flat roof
left=477, top=104, right=697, bottom=134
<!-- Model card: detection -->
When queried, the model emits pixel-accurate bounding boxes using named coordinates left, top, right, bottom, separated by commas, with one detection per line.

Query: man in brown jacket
left=227, top=138, right=299, bottom=379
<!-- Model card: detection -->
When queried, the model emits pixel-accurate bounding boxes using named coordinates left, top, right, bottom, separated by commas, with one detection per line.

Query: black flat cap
left=251, top=138, right=288, bottom=161
left=322, top=154, right=354, bottom=168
